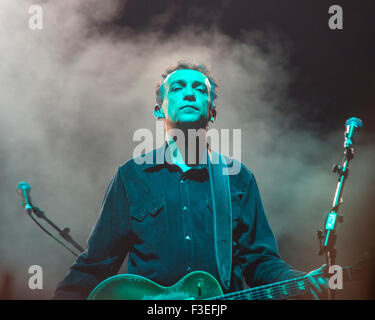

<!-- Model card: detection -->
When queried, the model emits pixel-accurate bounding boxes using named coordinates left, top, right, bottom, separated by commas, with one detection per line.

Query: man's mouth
left=180, top=105, right=199, bottom=111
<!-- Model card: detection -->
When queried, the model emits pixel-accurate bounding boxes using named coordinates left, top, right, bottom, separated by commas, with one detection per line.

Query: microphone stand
left=27, top=205, right=85, bottom=257
left=317, top=144, right=356, bottom=300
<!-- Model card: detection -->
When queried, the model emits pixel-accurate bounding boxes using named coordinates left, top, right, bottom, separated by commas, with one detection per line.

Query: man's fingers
left=305, top=264, right=330, bottom=299
left=317, top=277, right=329, bottom=289
left=309, top=288, right=319, bottom=300
left=307, top=276, right=322, bottom=293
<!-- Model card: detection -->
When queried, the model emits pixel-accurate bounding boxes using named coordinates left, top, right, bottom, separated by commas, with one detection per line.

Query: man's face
left=158, top=69, right=212, bottom=125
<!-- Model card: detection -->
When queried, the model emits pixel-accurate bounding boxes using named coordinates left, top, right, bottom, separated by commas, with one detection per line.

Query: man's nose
left=183, top=88, right=196, bottom=102
left=184, top=94, right=196, bottom=102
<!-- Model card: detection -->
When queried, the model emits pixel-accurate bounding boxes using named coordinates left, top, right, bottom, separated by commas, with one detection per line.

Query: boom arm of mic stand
left=31, top=206, right=85, bottom=254
left=27, top=211, right=81, bottom=257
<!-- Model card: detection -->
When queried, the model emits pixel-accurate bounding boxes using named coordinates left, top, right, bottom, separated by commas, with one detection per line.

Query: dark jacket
left=53, top=144, right=305, bottom=299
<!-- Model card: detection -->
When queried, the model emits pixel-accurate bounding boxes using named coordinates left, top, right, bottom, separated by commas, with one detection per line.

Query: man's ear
left=154, top=104, right=165, bottom=119
left=209, top=106, right=217, bottom=122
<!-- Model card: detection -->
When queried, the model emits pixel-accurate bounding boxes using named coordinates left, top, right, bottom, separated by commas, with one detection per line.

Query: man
left=53, top=61, right=328, bottom=300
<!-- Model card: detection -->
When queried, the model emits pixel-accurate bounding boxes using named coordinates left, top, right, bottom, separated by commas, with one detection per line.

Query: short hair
left=156, top=61, right=218, bottom=108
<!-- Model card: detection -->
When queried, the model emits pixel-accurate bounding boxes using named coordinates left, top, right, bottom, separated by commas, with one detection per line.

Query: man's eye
left=197, top=88, right=207, bottom=93
left=172, top=86, right=182, bottom=91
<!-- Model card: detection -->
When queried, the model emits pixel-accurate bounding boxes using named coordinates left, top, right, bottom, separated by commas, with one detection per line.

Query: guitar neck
left=206, top=266, right=353, bottom=300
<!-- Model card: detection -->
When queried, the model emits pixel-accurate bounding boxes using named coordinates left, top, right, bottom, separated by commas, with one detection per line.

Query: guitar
left=87, top=265, right=360, bottom=300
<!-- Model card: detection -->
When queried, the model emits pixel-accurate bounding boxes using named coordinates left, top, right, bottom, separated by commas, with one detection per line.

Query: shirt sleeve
left=239, top=171, right=306, bottom=287
left=52, top=167, right=131, bottom=300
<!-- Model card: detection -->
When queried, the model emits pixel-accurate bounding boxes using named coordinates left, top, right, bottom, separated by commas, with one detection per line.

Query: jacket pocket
left=130, top=197, right=168, bottom=239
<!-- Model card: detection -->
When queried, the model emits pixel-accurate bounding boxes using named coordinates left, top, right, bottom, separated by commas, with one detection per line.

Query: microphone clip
left=332, top=163, right=350, bottom=179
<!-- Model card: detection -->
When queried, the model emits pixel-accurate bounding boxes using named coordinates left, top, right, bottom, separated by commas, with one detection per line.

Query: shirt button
left=180, top=179, right=184, bottom=184
left=183, top=206, right=188, bottom=212
left=185, top=235, right=191, bottom=241
left=186, top=266, right=191, bottom=272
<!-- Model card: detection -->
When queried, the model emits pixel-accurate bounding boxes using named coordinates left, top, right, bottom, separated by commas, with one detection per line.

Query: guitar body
left=88, top=263, right=360, bottom=300
left=87, top=271, right=223, bottom=300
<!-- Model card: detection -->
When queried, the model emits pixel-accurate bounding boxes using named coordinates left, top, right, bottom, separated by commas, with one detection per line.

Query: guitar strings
left=214, top=267, right=339, bottom=300
left=214, top=283, right=306, bottom=300
left=235, top=266, right=351, bottom=300
left=214, top=281, right=308, bottom=300
left=206, top=266, right=351, bottom=300
left=206, top=275, right=316, bottom=300
left=223, top=282, right=307, bottom=300
left=215, top=276, right=331, bottom=300
left=208, top=276, right=309, bottom=300
left=228, top=280, right=311, bottom=300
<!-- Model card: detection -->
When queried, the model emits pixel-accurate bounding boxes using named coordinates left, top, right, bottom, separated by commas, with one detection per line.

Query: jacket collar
left=136, top=141, right=209, bottom=172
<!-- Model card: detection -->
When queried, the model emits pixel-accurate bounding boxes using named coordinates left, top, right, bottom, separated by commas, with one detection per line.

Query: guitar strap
left=208, top=151, right=232, bottom=291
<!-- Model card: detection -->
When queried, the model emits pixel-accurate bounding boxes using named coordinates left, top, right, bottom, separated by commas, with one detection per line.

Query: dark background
left=107, top=0, right=375, bottom=134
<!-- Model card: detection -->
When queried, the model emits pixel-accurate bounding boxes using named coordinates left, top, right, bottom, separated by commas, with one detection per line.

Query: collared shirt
left=164, top=132, right=208, bottom=172
left=53, top=143, right=306, bottom=300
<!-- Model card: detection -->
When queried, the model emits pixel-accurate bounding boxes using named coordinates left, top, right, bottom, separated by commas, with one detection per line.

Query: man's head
left=154, top=61, right=218, bottom=129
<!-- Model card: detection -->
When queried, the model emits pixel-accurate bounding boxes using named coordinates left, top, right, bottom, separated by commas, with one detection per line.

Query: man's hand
left=305, top=264, right=330, bottom=300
